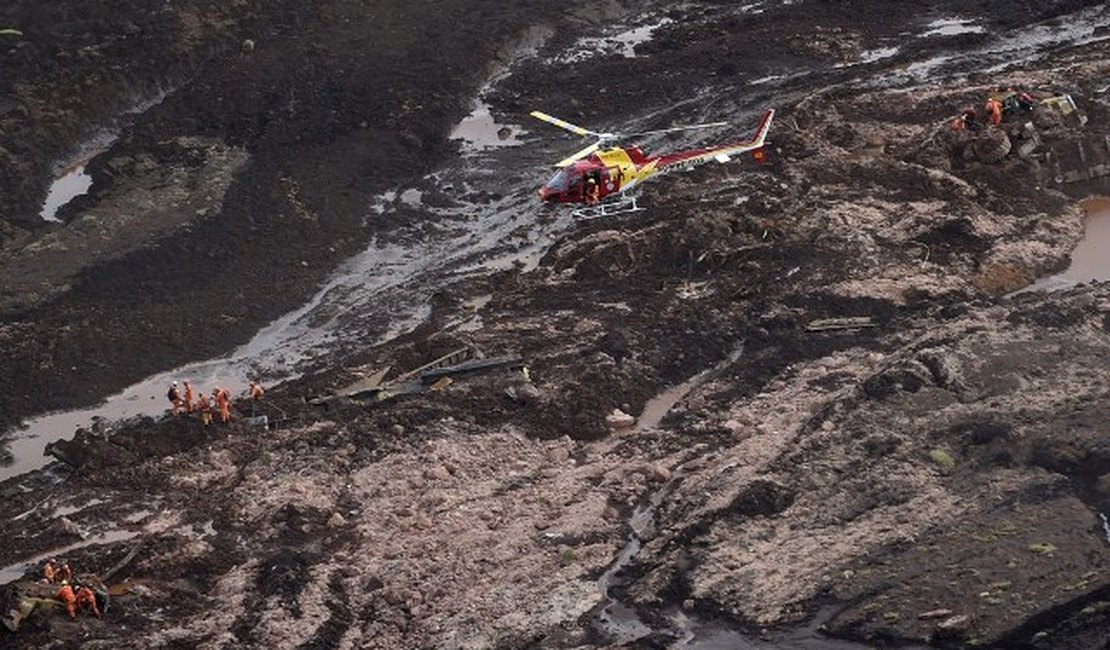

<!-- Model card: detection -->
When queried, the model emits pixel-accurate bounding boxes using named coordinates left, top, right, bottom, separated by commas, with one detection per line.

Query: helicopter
left=531, top=108, right=774, bottom=218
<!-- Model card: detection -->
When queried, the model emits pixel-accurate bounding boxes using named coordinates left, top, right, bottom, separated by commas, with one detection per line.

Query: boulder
left=606, top=409, right=635, bottom=430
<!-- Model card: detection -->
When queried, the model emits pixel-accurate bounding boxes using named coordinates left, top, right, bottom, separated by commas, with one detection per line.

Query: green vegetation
left=559, top=548, right=578, bottom=566
left=929, top=448, right=955, bottom=468
left=1028, top=542, right=1057, bottom=555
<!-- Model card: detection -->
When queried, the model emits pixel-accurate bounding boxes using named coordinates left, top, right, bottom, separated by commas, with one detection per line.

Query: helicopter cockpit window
left=544, top=170, right=570, bottom=192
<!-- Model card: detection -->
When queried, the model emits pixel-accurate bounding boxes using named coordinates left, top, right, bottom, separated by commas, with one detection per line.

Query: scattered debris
left=312, top=346, right=524, bottom=409
left=805, top=316, right=876, bottom=332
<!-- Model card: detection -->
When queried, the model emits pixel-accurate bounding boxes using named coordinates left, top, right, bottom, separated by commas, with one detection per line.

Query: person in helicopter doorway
left=584, top=175, right=601, bottom=205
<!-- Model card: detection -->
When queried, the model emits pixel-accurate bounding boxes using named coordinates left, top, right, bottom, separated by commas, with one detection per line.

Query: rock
left=382, top=587, right=405, bottom=606
left=723, top=419, right=747, bottom=436
left=195, top=207, right=209, bottom=217
left=935, top=614, right=971, bottom=638
left=651, top=464, right=672, bottom=482
left=546, top=447, right=569, bottom=464
left=918, top=608, right=954, bottom=620
left=390, top=424, right=405, bottom=436
left=1095, top=473, right=1110, bottom=497
left=606, top=409, right=635, bottom=430
left=428, top=465, right=452, bottom=481
left=327, top=512, right=346, bottom=528
left=241, top=39, right=255, bottom=53
left=56, top=517, right=84, bottom=538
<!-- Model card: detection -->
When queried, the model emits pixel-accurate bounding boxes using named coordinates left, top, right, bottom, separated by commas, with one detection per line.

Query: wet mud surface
left=3, top=0, right=1110, bottom=648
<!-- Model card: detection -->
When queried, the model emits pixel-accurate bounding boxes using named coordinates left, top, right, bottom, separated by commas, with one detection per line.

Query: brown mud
left=3, top=0, right=1110, bottom=648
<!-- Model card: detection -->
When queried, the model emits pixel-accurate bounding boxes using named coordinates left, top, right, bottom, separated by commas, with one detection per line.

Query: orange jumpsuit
left=197, top=394, right=212, bottom=426
left=183, top=381, right=195, bottom=413
left=216, top=390, right=231, bottom=423
left=75, top=586, right=101, bottom=619
left=56, top=584, right=77, bottom=619
left=585, top=181, right=600, bottom=205
left=985, top=98, right=1002, bottom=126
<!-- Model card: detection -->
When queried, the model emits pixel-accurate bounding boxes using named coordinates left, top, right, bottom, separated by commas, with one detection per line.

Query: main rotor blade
left=555, top=142, right=600, bottom=168
left=619, top=121, right=730, bottom=138
left=530, top=111, right=602, bottom=138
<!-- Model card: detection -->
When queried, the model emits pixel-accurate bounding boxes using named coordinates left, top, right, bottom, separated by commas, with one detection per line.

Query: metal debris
left=805, top=316, right=876, bottom=332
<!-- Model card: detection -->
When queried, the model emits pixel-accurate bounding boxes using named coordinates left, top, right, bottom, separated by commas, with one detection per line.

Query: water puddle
left=450, top=100, right=523, bottom=151
left=37, top=86, right=171, bottom=223
left=637, top=346, right=745, bottom=431
left=2, top=35, right=573, bottom=482
left=1021, top=198, right=1110, bottom=293
left=921, top=17, right=985, bottom=38
left=40, top=163, right=93, bottom=222
left=885, top=5, right=1110, bottom=84
left=0, top=530, right=139, bottom=586
left=558, top=18, right=673, bottom=63
left=51, top=498, right=106, bottom=520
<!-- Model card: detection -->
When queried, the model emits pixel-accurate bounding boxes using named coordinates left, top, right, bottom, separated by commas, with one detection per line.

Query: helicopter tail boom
left=657, top=109, right=775, bottom=170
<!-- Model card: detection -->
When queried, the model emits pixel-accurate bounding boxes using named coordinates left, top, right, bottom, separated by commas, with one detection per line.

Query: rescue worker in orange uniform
left=168, top=381, right=182, bottom=415
left=54, top=562, right=72, bottom=584
left=42, top=558, right=57, bottom=583
left=248, top=381, right=265, bottom=416
left=985, top=97, right=1003, bottom=126
left=214, top=387, right=231, bottom=424
left=75, top=584, right=102, bottom=619
left=584, top=177, right=600, bottom=205
left=56, top=581, right=77, bottom=620
left=183, top=380, right=195, bottom=413
left=197, top=393, right=212, bottom=426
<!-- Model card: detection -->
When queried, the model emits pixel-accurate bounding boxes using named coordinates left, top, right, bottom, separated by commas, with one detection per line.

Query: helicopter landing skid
left=571, top=196, right=645, bottom=220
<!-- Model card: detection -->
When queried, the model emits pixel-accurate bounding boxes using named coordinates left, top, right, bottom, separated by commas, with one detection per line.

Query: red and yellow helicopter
left=531, top=108, right=774, bottom=217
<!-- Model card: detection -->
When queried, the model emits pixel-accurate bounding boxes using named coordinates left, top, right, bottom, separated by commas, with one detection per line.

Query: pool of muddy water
left=39, top=163, right=93, bottom=222
left=1025, top=198, right=1110, bottom=292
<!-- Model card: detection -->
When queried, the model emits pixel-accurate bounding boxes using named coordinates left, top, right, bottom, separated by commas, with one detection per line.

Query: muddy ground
left=2, top=0, right=1110, bottom=648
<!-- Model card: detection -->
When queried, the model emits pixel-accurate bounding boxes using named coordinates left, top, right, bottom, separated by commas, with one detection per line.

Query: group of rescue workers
left=41, top=559, right=101, bottom=621
left=166, top=379, right=265, bottom=426
left=951, top=87, right=1038, bottom=132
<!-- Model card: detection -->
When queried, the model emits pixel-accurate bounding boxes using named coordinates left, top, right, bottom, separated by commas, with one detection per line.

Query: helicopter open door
left=601, top=166, right=621, bottom=194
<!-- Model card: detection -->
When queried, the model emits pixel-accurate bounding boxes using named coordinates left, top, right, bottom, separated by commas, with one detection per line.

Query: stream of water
left=1, top=31, right=565, bottom=484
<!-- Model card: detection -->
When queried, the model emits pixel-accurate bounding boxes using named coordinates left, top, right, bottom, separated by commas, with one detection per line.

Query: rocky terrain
left=2, top=1, right=1109, bottom=649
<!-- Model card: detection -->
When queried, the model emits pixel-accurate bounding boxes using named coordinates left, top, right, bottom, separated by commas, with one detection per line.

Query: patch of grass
left=1028, top=543, right=1057, bottom=555
left=559, top=548, right=578, bottom=566
left=929, top=448, right=955, bottom=468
